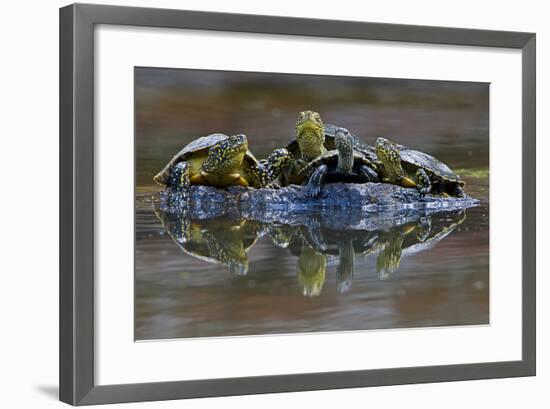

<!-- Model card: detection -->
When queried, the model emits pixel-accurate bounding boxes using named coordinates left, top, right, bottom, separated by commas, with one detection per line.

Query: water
left=135, top=172, right=488, bottom=340
left=134, top=68, right=489, bottom=340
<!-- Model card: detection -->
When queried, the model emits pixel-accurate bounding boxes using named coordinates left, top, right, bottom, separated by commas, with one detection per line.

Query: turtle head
left=202, top=134, right=248, bottom=174
left=266, top=148, right=292, bottom=176
left=335, top=127, right=354, bottom=173
left=295, top=110, right=326, bottom=159
left=375, top=137, right=402, bottom=180
left=375, top=137, right=393, bottom=152
left=253, top=148, right=292, bottom=187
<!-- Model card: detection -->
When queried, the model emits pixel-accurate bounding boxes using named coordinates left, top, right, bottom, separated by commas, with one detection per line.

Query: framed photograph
left=59, top=3, right=536, bottom=406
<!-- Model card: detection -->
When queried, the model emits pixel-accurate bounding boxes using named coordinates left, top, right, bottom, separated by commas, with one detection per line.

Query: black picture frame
left=59, top=3, right=536, bottom=406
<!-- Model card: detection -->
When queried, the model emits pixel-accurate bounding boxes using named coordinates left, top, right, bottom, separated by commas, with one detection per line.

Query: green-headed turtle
left=153, top=133, right=291, bottom=190
left=375, top=137, right=465, bottom=197
left=280, top=111, right=377, bottom=186
left=299, top=127, right=379, bottom=197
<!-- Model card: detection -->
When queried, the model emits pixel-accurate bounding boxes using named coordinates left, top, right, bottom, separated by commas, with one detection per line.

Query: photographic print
left=135, top=67, right=489, bottom=341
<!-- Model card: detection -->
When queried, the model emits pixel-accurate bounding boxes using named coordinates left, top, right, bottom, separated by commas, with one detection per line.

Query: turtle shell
left=325, top=124, right=378, bottom=162
left=153, top=133, right=259, bottom=186
left=286, top=123, right=376, bottom=161
left=393, top=143, right=461, bottom=183
left=300, top=149, right=373, bottom=175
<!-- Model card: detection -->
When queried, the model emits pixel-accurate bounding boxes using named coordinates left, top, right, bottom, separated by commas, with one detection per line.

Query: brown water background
left=135, top=67, right=489, bottom=340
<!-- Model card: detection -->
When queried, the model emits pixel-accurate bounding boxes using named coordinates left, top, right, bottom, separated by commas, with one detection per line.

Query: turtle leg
left=358, top=164, right=379, bottom=182
left=305, top=164, right=328, bottom=198
left=400, top=176, right=417, bottom=188
left=189, top=172, right=207, bottom=185
left=220, top=172, right=249, bottom=187
left=282, top=157, right=308, bottom=186
left=454, top=184, right=466, bottom=198
left=261, top=148, right=292, bottom=187
left=415, top=168, right=431, bottom=194
left=168, top=161, right=191, bottom=190
left=235, top=177, right=250, bottom=187
left=164, top=162, right=191, bottom=210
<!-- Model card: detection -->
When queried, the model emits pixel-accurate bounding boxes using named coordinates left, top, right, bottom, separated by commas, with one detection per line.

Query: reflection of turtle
left=375, top=137, right=465, bottom=197
left=299, top=127, right=379, bottom=198
left=297, top=245, right=327, bottom=297
left=153, top=206, right=262, bottom=275
left=280, top=111, right=377, bottom=186
left=153, top=133, right=291, bottom=190
left=268, top=208, right=468, bottom=291
left=375, top=210, right=467, bottom=278
left=400, top=210, right=467, bottom=257
left=267, top=224, right=297, bottom=248
left=266, top=222, right=329, bottom=296
left=272, top=217, right=376, bottom=294
left=335, top=239, right=355, bottom=294
left=299, top=220, right=379, bottom=294
left=376, top=223, right=417, bottom=279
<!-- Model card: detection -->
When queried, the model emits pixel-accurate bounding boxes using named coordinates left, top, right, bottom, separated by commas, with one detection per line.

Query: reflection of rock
left=156, top=183, right=478, bottom=215
left=153, top=189, right=471, bottom=295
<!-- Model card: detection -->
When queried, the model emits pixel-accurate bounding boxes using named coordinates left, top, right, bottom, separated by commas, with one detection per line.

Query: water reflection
left=153, top=201, right=467, bottom=297
left=134, top=68, right=490, bottom=339
left=153, top=208, right=262, bottom=276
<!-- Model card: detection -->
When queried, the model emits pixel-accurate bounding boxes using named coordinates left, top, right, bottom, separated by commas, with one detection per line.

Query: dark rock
left=155, top=183, right=479, bottom=221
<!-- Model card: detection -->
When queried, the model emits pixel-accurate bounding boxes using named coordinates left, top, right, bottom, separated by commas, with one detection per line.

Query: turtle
left=375, top=137, right=465, bottom=197
left=298, top=127, right=379, bottom=198
left=279, top=111, right=378, bottom=186
left=153, top=133, right=291, bottom=190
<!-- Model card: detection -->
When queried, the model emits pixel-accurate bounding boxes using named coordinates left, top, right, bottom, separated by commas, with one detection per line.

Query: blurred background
left=135, top=67, right=488, bottom=187
left=135, top=67, right=489, bottom=340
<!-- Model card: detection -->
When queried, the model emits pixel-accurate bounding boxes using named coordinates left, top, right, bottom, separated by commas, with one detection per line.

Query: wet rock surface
left=155, top=183, right=479, bottom=226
